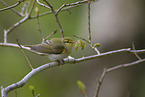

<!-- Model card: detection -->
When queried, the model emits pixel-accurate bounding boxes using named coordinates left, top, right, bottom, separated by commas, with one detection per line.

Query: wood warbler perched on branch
left=26, top=37, right=75, bottom=61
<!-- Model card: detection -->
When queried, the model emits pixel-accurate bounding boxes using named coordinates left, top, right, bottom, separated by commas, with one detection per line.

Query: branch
left=88, top=0, right=91, bottom=41
left=1, top=42, right=145, bottom=96
left=132, top=42, right=141, bottom=60
left=0, top=0, right=23, bottom=16
left=36, top=0, right=51, bottom=9
left=2, top=0, right=94, bottom=43
left=1, top=42, right=145, bottom=59
left=30, top=0, right=94, bottom=19
left=1, top=48, right=145, bottom=97
left=56, top=0, right=93, bottom=14
left=3, top=0, right=35, bottom=43
left=43, top=0, right=64, bottom=38
left=0, top=43, right=48, bottom=56
left=94, top=58, right=145, bottom=97
left=35, top=0, right=95, bottom=37
left=94, top=68, right=107, bottom=97
left=0, top=0, right=24, bottom=12
left=1, top=59, right=73, bottom=97
left=17, top=39, right=34, bottom=70
left=35, top=7, right=45, bottom=39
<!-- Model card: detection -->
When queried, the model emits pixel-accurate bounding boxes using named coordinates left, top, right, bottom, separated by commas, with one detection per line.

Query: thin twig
left=36, top=0, right=51, bottom=9
left=15, top=90, right=17, bottom=97
left=30, top=11, right=52, bottom=19
left=25, top=1, right=30, bottom=15
left=3, top=0, right=35, bottom=43
left=94, top=58, right=145, bottom=97
left=0, top=43, right=48, bottom=56
left=27, top=0, right=35, bottom=17
left=95, top=68, right=107, bottom=97
left=132, top=42, right=141, bottom=60
left=107, top=59, right=145, bottom=72
left=88, top=1, right=91, bottom=41
left=56, top=0, right=92, bottom=14
left=31, top=0, right=94, bottom=19
left=17, top=39, right=33, bottom=70
left=6, top=15, right=28, bottom=35
left=73, top=35, right=100, bottom=54
left=43, top=0, right=64, bottom=38
left=20, top=2, right=27, bottom=16
left=0, top=0, right=23, bottom=16
left=35, top=7, right=45, bottom=39
left=0, top=0, right=24, bottom=12
left=4, top=29, right=7, bottom=44
left=44, top=30, right=57, bottom=40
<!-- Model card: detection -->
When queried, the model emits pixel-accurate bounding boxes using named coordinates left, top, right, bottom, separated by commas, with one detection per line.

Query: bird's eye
left=64, top=40, right=69, bottom=43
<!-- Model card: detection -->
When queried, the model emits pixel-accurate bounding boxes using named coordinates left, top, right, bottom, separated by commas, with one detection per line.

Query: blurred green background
left=0, top=0, right=145, bottom=97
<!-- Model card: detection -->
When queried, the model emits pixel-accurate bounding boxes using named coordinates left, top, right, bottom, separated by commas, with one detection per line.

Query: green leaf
left=94, top=43, right=100, bottom=47
left=29, top=85, right=35, bottom=96
left=77, top=80, right=86, bottom=93
left=79, top=40, right=87, bottom=50
left=74, top=40, right=87, bottom=51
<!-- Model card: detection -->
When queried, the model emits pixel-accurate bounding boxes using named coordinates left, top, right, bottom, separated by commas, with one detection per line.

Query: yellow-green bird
left=26, top=37, right=74, bottom=61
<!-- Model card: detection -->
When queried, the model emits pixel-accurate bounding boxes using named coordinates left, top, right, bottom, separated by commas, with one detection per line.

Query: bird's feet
left=56, top=60, right=65, bottom=65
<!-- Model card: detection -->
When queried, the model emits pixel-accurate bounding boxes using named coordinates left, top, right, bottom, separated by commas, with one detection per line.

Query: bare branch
left=130, top=49, right=145, bottom=53
left=36, top=0, right=51, bottom=9
left=88, top=1, right=91, bottom=41
left=20, top=2, right=27, bottom=16
left=132, top=42, right=141, bottom=60
left=94, top=68, right=107, bottom=97
left=43, top=0, right=64, bottom=38
left=95, top=58, right=145, bottom=97
left=1, top=48, right=145, bottom=97
left=44, top=30, right=57, bottom=40
left=35, top=7, right=45, bottom=39
left=15, top=91, right=17, bottom=97
left=1, top=86, right=6, bottom=97
left=0, top=43, right=48, bottom=56
left=2, top=61, right=60, bottom=96
left=4, top=29, right=7, bottom=44
left=0, top=0, right=24, bottom=12
left=56, top=0, right=94, bottom=14
left=31, top=0, right=94, bottom=19
left=17, top=39, right=34, bottom=70
left=5, top=15, right=28, bottom=36
left=30, top=11, right=52, bottom=19
left=107, top=59, right=145, bottom=72
left=2, top=42, right=145, bottom=61
left=1, top=1, right=145, bottom=97
left=0, top=0, right=23, bottom=16
left=3, top=0, right=35, bottom=43
left=27, top=0, right=35, bottom=17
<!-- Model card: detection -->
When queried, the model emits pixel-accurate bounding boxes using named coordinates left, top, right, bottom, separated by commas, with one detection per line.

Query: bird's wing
left=42, top=40, right=64, bottom=54
left=26, top=39, right=65, bottom=54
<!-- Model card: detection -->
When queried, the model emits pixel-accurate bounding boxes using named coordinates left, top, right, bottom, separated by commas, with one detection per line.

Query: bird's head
left=63, top=37, right=75, bottom=53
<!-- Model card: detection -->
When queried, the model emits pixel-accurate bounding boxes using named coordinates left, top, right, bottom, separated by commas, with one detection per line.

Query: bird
left=26, top=37, right=74, bottom=61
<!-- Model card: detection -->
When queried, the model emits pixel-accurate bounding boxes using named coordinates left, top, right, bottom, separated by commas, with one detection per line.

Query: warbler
left=26, top=37, right=74, bottom=61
